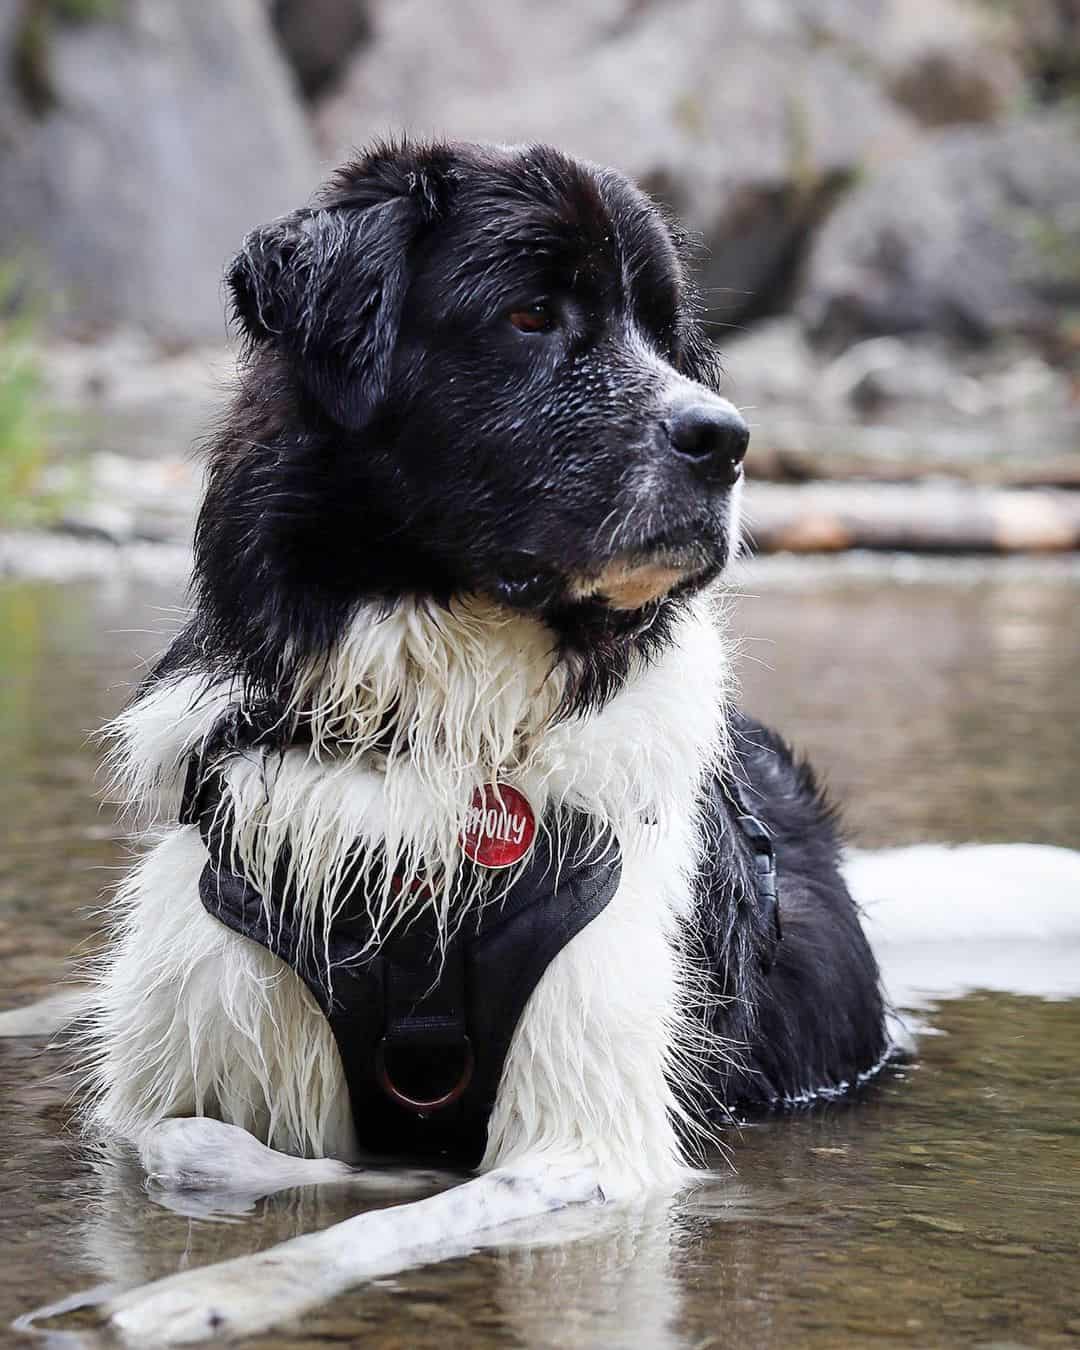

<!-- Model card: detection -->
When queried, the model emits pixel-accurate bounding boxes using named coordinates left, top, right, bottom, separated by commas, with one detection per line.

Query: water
left=1, top=562, right=1078, bottom=1347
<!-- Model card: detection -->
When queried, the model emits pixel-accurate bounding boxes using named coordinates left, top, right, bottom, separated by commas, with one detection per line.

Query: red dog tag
left=461, top=783, right=536, bottom=869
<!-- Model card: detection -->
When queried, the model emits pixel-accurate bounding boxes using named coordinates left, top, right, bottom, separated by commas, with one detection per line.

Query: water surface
left=1, top=562, right=1077, bottom=1347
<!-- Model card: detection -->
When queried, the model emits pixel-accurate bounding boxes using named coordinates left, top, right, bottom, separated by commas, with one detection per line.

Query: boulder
left=268, top=0, right=371, bottom=100
left=315, top=0, right=1026, bottom=323
left=315, top=0, right=919, bottom=323
left=877, top=0, right=1022, bottom=125
left=992, top=0, right=1080, bottom=100
left=0, top=0, right=318, bottom=343
left=794, top=0, right=1023, bottom=126
left=798, top=112, right=1080, bottom=350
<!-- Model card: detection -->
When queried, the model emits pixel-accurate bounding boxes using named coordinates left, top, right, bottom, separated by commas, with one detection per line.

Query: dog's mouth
left=568, top=543, right=713, bottom=611
left=490, top=526, right=722, bottom=617
left=569, top=520, right=723, bottom=609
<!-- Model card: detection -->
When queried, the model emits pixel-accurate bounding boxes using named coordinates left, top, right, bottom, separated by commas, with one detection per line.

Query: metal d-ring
left=375, top=1035, right=475, bottom=1113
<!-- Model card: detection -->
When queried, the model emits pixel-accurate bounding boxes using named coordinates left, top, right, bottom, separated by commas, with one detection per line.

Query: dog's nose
left=666, top=402, right=750, bottom=485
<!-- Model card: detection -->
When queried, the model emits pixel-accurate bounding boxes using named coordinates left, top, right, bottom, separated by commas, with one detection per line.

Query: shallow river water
left=1, top=559, right=1078, bottom=1348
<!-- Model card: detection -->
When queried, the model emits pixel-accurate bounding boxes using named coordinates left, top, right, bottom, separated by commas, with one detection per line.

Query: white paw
left=138, top=1117, right=352, bottom=1192
left=108, top=1253, right=318, bottom=1346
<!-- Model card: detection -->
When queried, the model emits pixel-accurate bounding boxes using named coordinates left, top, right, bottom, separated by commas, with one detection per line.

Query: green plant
left=53, top=0, right=123, bottom=18
left=0, top=276, right=72, bottom=528
left=12, top=0, right=126, bottom=117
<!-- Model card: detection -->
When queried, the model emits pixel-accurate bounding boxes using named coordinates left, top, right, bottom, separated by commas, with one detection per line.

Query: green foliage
left=1027, top=214, right=1080, bottom=287
left=0, top=280, right=69, bottom=528
left=52, top=0, right=125, bottom=23
left=0, top=323, right=50, bottom=526
left=12, top=0, right=125, bottom=117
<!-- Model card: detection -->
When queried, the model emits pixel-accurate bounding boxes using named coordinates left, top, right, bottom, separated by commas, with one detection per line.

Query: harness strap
left=377, top=918, right=473, bottom=1113
left=722, top=777, right=783, bottom=973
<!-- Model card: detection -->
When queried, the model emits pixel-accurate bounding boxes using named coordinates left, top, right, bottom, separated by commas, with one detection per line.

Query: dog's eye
left=508, top=303, right=554, bottom=334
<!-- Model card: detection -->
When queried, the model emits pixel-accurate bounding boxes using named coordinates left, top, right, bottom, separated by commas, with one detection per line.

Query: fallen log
left=745, top=482, right=1080, bottom=554
left=749, top=446, right=1080, bottom=490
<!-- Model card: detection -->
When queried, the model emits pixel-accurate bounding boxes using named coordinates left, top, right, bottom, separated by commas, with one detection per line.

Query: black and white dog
left=76, top=138, right=956, bottom=1341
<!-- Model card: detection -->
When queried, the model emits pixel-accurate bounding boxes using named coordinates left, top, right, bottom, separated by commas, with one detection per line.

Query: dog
left=84, top=138, right=895, bottom=1341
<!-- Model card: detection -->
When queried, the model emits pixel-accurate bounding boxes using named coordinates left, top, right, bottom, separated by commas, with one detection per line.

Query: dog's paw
left=138, top=1117, right=352, bottom=1192
left=107, top=1252, right=314, bottom=1346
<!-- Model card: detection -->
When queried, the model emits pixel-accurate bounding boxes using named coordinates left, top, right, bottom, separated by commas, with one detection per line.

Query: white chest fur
left=91, top=591, right=731, bottom=1196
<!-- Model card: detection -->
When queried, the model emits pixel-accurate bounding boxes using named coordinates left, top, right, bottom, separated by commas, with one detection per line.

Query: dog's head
left=214, top=139, right=747, bottom=677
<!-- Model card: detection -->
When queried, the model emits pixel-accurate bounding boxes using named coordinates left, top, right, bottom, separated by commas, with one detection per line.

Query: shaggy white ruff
left=89, top=589, right=732, bottom=1195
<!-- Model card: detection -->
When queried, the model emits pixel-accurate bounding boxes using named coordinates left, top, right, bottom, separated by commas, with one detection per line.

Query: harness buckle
left=735, top=812, right=783, bottom=970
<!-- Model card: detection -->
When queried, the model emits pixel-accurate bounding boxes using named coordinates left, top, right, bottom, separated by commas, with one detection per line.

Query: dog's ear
left=226, top=193, right=420, bottom=430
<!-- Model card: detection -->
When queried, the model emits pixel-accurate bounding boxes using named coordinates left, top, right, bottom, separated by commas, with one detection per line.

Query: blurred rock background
left=0, top=0, right=1078, bottom=560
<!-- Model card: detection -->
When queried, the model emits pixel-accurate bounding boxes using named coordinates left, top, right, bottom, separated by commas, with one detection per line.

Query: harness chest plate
left=187, top=766, right=621, bottom=1168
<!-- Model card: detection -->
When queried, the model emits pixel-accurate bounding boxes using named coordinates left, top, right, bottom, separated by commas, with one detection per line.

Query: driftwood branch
left=745, top=482, right=1080, bottom=554
left=749, top=448, right=1080, bottom=491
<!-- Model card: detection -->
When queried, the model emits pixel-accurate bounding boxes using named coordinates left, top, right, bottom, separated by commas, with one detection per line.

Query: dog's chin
left=484, top=536, right=725, bottom=650
left=567, top=556, right=709, bottom=611
left=480, top=505, right=733, bottom=619
left=568, top=526, right=727, bottom=607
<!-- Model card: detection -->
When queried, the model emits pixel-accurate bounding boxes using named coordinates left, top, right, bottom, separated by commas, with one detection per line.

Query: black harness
left=181, top=745, right=780, bottom=1168
left=182, top=759, right=621, bottom=1167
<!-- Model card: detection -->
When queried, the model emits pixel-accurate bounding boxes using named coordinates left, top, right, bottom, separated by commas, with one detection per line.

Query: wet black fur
left=154, top=137, right=888, bottom=1115
left=696, top=713, right=889, bottom=1114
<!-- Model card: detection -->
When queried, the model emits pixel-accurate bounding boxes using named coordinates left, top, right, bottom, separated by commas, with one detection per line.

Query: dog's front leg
left=105, top=1156, right=602, bottom=1346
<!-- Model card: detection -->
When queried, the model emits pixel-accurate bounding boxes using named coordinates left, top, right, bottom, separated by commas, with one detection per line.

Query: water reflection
left=732, top=567, right=1080, bottom=849
left=2, top=563, right=1079, bottom=1347
left=11, top=992, right=1080, bottom=1348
